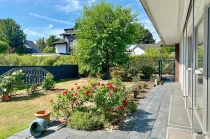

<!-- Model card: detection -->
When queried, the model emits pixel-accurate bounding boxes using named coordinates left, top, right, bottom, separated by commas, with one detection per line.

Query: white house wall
left=55, top=44, right=67, bottom=53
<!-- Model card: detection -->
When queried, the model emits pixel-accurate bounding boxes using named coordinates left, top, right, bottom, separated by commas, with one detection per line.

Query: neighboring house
left=140, top=0, right=210, bottom=138
left=52, top=28, right=77, bottom=54
left=127, top=44, right=161, bottom=55
left=24, top=40, right=41, bottom=54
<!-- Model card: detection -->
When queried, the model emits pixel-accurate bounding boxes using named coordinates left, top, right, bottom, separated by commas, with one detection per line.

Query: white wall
left=55, top=44, right=67, bottom=53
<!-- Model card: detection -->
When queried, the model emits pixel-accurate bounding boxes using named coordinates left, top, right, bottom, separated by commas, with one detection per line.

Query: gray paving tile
left=12, top=128, right=31, bottom=138
left=107, top=130, right=130, bottom=139
left=85, top=131, right=110, bottom=139
left=159, top=106, right=169, bottom=113
left=167, top=127, right=193, bottom=139
left=156, top=111, right=169, bottom=119
left=153, top=118, right=168, bottom=128
left=6, top=136, right=26, bottom=139
left=150, top=127, right=167, bottom=139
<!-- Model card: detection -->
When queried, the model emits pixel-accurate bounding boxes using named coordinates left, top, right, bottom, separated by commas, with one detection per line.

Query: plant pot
left=1, top=94, right=10, bottom=101
left=35, top=110, right=51, bottom=123
left=130, top=93, right=134, bottom=100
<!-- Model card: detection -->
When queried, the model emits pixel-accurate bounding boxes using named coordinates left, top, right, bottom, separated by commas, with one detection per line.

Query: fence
left=0, top=65, right=78, bottom=82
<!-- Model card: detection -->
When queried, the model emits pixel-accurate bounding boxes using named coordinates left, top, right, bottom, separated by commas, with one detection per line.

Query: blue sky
left=0, top=0, right=160, bottom=42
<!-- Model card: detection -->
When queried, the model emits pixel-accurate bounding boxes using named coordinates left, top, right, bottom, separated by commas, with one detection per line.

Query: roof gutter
left=139, top=0, right=166, bottom=44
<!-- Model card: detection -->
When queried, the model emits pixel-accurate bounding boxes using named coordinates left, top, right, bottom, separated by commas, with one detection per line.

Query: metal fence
left=0, top=65, right=78, bottom=85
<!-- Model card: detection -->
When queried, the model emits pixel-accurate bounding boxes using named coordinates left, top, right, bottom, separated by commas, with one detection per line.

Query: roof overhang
left=139, top=0, right=190, bottom=45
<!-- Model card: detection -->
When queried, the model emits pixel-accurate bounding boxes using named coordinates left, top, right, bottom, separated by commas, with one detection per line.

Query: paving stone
left=153, top=118, right=168, bottom=128
left=85, top=131, right=110, bottom=139
left=7, top=136, right=26, bottom=139
left=145, top=106, right=160, bottom=113
left=107, top=130, right=130, bottom=139
left=129, top=130, right=151, bottom=139
left=12, top=128, right=32, bottom=138
left=171, top=96, right=185, bottom=107
left=150, top=127, right=167, bottom=139
left=156, top=111, right=169, bottom=119
left=167, top=127, right=193, bottom=139
left=159, top=106, right=169, bottom=113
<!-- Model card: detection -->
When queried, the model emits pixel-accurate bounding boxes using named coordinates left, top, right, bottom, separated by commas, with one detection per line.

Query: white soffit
left=140, top=0, right=185, bottom=45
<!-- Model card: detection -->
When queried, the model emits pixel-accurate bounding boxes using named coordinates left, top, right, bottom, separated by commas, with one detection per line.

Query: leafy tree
left=76, top=1, right=139, bottom=78
left=145, top=46, right=175, bottom=56
left=0, top=18, right=26, bottom=54
left=43, top=46, right=54, bottom=53
left=0, top=41, right=9, bottom=54
left=135, top=24, right=155, bottom=44
left=36, top=38, right=46, bottom=52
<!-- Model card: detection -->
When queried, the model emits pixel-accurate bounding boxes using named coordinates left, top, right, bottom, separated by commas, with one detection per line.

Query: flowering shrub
left=27, top=83, right=38, bottom=94
left=41, top=73, right=55, bottom=90
left=0, top=70, right=24, bottom=96
left=51, top=77, right=137, bottom=130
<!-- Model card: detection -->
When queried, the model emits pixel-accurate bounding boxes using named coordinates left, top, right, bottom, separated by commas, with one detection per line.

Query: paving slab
left=85, top=131, right=110, bottom=139
left=167, top=127, right=193, bottom=139
left=150, top=127, right=167, bottom=139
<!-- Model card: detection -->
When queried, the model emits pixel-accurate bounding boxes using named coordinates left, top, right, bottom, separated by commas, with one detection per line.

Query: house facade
left=139, top=0, right=210, bottom=137
left=52, top=28, right=77, bottom=54
left=127, top=44, right=161, bottom=55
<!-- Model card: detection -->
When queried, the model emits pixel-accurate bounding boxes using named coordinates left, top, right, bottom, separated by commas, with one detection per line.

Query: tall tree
left=76, top=1, right=139, bottom=78
left=0, top=18, right=26, bottom=54
left=36, top=38, right=46, bottom=52
left=135, top=24, right=155, bottom=44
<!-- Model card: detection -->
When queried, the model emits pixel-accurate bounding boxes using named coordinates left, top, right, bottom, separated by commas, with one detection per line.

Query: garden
left=0, top=1, right=175, bottom=139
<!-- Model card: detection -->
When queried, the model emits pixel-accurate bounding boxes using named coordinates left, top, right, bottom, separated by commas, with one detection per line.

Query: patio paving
left=7, top=82, right=203, bottom=139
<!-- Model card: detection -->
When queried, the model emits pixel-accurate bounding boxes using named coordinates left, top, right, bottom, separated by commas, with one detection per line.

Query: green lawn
left=0, top=93, right=56, bottom=139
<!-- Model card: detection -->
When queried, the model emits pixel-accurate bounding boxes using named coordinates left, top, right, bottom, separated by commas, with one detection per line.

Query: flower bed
left=50, top=76, right=137, bottom=131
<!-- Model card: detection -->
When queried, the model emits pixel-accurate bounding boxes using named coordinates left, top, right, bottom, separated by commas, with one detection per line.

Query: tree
left=43, top=46, right=54, bottom=53
left=0, top=41, right=9, bottom=54
left=36, top=38, right=46, bottom=52
left=135, top=24, right=155, bottom=44
left=76, top=1, right=139, bottom=78
left=0, top=18, right=26, bottom=54
left=45, top=35, right=61, bottom=53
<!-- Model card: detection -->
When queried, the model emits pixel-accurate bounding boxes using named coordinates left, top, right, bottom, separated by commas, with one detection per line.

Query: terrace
left=7, top=82, right=204, bottom=139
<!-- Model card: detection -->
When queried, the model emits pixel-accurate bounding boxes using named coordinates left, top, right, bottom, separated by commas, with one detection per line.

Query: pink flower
left=55, top=88, right=60, bottom=92
left=108, top=84, right=113, bottom=89
left=62, top=90, right=68, bottom=95
left=108, top=93, right=113, bottom=97
left=50, top=99, right=53, bottom=103
left=114, top=87, right=118, bottom=91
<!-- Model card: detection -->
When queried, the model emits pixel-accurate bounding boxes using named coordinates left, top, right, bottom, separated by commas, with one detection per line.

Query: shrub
left=128, top=100, right=137, bottom=113
left=41, top=73, right=55, bottom=90
left=0, top=41, right=9, bottom=54
left=27, top=83, right=38, bottom=94
left=132, top=85, right=141, bottom=98
left=141, top=66, right=155, bottom=79
left=0, top=70, right=24, bottom=96
left=68, top=111, right=105, bottom=131
left=142, top=83, right=148, bottom=89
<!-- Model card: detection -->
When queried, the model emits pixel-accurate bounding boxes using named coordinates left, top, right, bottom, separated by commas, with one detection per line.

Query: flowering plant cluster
left=27, top=83, right=38, bottom=94
left=0, top=70, right=24, bottom=96
left=51, top=77, right=137, bottom=130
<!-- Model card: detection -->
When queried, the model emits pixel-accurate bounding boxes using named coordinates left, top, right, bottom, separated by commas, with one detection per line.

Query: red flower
left=96, top=73, right=100, bottom=77
left=77, top=86, right=80, bottom=90
left=86, top=90, right=90, bottom=95
left=133, top=86, right=137, bottom=89
left=71, top=94, right=74, bottom=97
left=75, top=92, right=78, bottom=96
left=123, top=100, right=129, bottom=107
left=102, top=83, right=105, bottom=86
left=75, top=101, right=79, bottom=105
left=62, top=90, right=68, bottom=95
left=71, top=88, right=74, bottom=91
left=50, top=99, right=53, bottom=103
left=119, top=106, right=124, bottom=111
left=107, top=83, right=113, bottom=89
left=114, top=87, right=118, bottom=91
left=75, top=83, right=77, bottom=85
left=74, top=98, right=77, bottom=101
left=97, top=82, right=100, bottom=86
left=89, top=93, right=93, bottom=98
left=108, top=93, right=113, bottom=97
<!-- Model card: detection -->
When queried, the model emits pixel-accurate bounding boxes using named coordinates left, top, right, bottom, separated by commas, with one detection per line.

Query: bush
left=142, top=83, right=148, bottom=89
left=68, top=111, right=105, bottom=130
left=51, top=77, right=137, bottom=130
left=0, top=41, right=9, bottom=54
left=128, top=100, right=137, bottom=113
left=141, top=66, right=155, bottom=79
left=0, top=70, right=24, bottom=96
left=110, top=67, right=126, bottom=79
left=41, top=73, right=55, bottom=90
